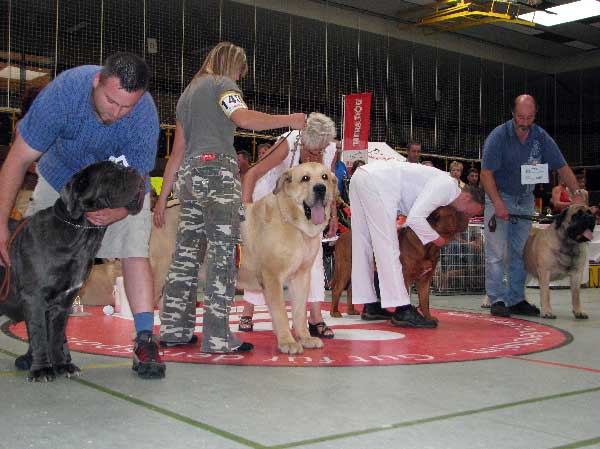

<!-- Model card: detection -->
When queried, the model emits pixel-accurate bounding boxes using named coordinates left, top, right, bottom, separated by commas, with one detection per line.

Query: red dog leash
left=0, top=218, right=29, bottom=301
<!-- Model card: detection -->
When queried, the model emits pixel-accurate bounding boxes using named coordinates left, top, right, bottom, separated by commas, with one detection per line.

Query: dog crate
left=431, top=224, right=485, bottom=295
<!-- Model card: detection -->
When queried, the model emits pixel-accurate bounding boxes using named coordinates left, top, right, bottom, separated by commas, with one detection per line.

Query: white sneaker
left=480, top=295, right=491, bottom=308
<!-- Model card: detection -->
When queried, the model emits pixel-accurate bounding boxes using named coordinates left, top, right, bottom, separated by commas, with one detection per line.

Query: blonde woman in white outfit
left=240, top=113, right=338, bottom=338
left=349, top=161, right=484, bottom=328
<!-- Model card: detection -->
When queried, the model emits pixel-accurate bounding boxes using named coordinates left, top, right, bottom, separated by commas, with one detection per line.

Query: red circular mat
left=4, top=303, right=570, bottom=367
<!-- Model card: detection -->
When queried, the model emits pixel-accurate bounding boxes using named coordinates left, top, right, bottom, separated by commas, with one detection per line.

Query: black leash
left=488, top=213, right=556, bottom=232
left=252, top=130, right=294, bottom=166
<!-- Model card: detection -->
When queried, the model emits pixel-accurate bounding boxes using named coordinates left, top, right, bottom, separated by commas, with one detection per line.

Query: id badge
left=521, top=163, right=549, bottom=184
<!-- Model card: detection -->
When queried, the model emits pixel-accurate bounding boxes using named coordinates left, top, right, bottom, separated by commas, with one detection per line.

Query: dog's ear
left=555, top=208, right=569, bottom=229
left=59, top=175, right=85, bottom=219
left=273, top=169, right=293, bottom=194
left=455, top=211, right=469, bottom=233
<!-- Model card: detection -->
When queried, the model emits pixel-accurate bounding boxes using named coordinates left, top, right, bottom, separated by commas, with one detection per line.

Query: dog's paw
left=346, top=308, right=360, bottom=316
left=27, top=367, right=56, bottom=382
left=542, top=313, right=557, bottom=319
left=299, top=337, right=324, bottom=349
left=55, top=363, right=82, bottom=378
left=278, top=341, right=304, bottom=354
left=330, top=310, right=342, bottom=318
left=573, top=311, right=588, bottom=320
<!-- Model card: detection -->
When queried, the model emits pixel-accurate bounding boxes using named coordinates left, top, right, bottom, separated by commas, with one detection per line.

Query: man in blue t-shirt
left=0, top=53, right=165, bottom=379
left=480, top=94, right=586, bottom=318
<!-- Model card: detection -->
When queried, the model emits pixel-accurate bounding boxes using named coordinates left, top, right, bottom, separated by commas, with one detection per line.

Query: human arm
left=216, top=79, right=305, bottom=132
left=480, top=169, right=508, bottom=220
left=230, top=109, right=305, bottom=132
left=326, top=157, right=338, bottom=238
left=405, top=177, right=458, bottom=246
left=0, top=137, right=42, bottom=266
left=540, top=131, right=585, bottom=205
left=153, top=122, right=186, bottom=228
left=241, top=138, right=290, bottom=204
left=557, top=165, right=587, bottom=205
left=85, top=208, right=129, bottom=226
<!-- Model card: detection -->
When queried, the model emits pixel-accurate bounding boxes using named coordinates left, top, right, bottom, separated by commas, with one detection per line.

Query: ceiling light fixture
left=518, top=0, right=600, bottom=26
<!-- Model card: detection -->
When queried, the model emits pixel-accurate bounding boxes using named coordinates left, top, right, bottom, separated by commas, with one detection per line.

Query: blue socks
left=133, top=312, right=154, bottom=336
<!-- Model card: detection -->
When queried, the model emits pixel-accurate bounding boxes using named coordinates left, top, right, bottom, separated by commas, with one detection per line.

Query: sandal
left=308, top=321, right=334, bottom=339
left=238, top=316, right=254, bottom=332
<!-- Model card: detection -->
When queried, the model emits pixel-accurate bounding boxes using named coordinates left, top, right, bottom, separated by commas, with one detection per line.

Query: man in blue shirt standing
left=0, top=53, right=165, bottom=378
left=480, top=94, right=586, bottom=318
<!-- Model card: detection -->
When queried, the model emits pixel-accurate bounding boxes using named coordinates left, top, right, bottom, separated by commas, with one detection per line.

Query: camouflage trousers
left=159, top=154, right=243, bottom=352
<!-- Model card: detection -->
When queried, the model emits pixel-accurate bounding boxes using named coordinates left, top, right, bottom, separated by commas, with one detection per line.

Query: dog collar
left=53, top=201, right=108, bottom=229
left=53, top=212, right=107, bottom=229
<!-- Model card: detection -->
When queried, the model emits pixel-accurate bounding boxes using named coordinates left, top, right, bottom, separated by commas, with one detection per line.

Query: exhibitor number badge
left=219, top=90, right=247, bottom=117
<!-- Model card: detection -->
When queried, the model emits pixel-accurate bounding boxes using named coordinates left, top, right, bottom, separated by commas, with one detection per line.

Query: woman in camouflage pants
left=154, top=42, right=305, bottom=353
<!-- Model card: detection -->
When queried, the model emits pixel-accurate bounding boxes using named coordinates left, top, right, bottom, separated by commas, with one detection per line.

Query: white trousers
left=243, top=244, right=325, bottom=305
left=349, top=170, right=410, bottom=308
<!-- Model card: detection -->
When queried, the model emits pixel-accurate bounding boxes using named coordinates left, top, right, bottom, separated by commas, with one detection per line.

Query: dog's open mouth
left=303, top=201, right=326, bottom=225
left=577, top=229, right=594, bottom=242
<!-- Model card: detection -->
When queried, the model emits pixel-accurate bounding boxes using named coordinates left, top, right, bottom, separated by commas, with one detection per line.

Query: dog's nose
left=313, top=184, right=327, bottom=198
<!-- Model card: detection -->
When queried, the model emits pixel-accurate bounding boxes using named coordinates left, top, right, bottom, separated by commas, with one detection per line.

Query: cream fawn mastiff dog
left=524, top=204, right=596, bottom=319
left=238, top=162, right=337, bottom=354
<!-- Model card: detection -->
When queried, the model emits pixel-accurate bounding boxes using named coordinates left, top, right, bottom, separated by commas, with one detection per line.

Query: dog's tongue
left=583, top=229, right=594, bottom=240
left=311, top=204, right=326, bottom=225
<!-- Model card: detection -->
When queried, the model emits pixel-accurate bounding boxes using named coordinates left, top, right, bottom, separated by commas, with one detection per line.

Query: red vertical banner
left=342, top=92, right=372, bottom=151
left=342, top=93, right=372, bottom=166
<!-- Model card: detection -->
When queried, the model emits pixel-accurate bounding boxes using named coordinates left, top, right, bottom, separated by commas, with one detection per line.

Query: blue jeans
left=484, top=191, right=534, bottom=307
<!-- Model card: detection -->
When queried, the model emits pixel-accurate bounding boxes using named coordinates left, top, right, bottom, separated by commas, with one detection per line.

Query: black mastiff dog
left=0, top=161, right=145, bottom=381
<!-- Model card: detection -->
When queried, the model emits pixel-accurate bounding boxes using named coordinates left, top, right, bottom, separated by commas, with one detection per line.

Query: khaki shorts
left=26, top=175, right=151, bottom=259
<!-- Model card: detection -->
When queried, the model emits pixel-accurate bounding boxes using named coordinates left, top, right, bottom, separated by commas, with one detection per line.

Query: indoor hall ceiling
left=322, top=0, right=600, bottom=58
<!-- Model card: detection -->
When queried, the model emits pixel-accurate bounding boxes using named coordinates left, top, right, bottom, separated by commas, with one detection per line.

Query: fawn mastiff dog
left=331, top=206, right=468, bottom=322
left=0, top=161, right=145, bottom=381
left=524, top=204, right=596, bottom=319
left=237, top=162, right=337, bottom=354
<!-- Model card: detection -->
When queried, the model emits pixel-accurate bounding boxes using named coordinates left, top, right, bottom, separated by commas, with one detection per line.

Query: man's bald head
left=514, top=95, right=537, bottom=113
left=512, top=95, right=537, bottom=134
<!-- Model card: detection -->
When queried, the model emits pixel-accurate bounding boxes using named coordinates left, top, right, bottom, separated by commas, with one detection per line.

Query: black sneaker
left=133, top=332, right=166, bottom=379
left=160, top=335, right=198, bottom=348
left=14, top=351, right=33, bottom=371
left=390, top=305, right=437, bottom=328
left=490, top=301, right=511, bottom=317
left=361, top=302, right=394, bottom=321
left=510, top=300, right=540, bottom=316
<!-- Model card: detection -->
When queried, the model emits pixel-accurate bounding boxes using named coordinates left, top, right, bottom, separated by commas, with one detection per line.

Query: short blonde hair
left=301, top=113, right=336, bottom=150
left=196, top=42, right=248, bottom=80
left=450, top=161, right=463, bottom=171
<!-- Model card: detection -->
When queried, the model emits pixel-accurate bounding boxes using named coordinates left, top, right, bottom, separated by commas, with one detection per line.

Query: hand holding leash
left=493, top=201, right=510, bottom=221
left=572, top=188, right=588, bottom=205
left=289, top=113, right=307, bottom=130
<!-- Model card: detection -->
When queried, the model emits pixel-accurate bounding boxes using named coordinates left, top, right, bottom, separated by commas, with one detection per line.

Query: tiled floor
left=1, top=288, right=599, bottom=449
